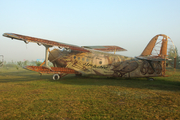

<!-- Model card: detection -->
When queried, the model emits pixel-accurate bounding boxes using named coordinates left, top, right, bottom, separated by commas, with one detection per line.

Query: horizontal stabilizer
left=135, top=56, right=165, bottom=61
left=82, top=46, right=127, bottom=52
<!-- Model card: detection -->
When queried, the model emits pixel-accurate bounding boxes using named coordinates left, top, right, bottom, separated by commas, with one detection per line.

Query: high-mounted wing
left=3, top=33, right=127, bottom=53
left=82, top=46, right=127, bottom=52
left=3, top=33, right=89, bottom=52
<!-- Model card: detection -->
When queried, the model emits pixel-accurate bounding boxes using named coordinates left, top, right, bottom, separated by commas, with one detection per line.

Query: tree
left=17, top=61, right=23, bottom=67
left=167, top=46, right=180, bottom=68
left=35, top=61, right=42, bottom=66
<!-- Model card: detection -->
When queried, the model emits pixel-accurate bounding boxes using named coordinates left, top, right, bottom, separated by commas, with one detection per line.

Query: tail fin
left=141, top=34, right=169, bottom=58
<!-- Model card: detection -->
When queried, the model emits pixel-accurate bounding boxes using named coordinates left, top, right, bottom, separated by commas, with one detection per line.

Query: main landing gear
left=52, top=73, right=68, bottom=80
left=52, top=73, right=82, bottom=80
left=53, top=74, right=61, bottom=80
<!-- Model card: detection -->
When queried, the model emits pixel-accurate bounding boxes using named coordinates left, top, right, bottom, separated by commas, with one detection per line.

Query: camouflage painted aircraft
left=3, top=33, right=175, bottom=80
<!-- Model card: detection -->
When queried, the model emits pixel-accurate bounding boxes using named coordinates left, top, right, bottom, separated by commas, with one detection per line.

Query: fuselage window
left=82, top=58, right=84, bottom=61
left=99, top=61, right=102, bottom=64
left=86, top=59, right=89, bottom=62
left=74, top=56, right=76, bottom=59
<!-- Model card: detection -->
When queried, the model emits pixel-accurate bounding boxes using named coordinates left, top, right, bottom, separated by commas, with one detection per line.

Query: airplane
left=3, top=33, right=175, bottom=80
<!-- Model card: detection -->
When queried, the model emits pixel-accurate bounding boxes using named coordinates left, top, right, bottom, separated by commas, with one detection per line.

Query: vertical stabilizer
left=141, top=35, right=158, bottom=56
left=141, top=34, right=169, bottom=58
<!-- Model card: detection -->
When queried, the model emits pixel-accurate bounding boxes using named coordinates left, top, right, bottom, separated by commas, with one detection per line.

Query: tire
left=53, top=74, right=60, bottom=80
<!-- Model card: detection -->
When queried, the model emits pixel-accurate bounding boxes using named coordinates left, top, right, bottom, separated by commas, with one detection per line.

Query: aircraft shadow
left=55, top=75, right=180, bottom=92
left=0, top=70, right=179, bottom=92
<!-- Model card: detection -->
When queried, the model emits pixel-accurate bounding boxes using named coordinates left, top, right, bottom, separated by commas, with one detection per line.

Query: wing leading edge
left=3, top=33, right=89, bottom=52
left=3, top=33, right=126, bottom=53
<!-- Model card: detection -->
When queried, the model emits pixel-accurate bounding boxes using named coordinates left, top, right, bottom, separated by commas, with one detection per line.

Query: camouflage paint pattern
left=3, top=33, right=173, bottom=78
left=49, top=49, right=163, bottom=78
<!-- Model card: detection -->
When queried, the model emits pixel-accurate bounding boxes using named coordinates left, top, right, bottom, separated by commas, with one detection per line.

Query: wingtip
left=2, top=33, right=21, bottom=40
left=3, top=33, right=13, bottom=37
left=2, top=33, right=8, bottom=37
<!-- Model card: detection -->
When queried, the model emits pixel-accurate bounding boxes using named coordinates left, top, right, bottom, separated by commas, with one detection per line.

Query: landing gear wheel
left=53, top=74, right=61, bottom=80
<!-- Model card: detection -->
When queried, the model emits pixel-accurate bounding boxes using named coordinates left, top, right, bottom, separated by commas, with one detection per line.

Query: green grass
left=0, top=67, right=180, bottom=120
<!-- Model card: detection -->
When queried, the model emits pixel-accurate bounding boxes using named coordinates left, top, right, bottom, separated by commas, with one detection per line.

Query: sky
left=0, top=0, right=180, bottom=62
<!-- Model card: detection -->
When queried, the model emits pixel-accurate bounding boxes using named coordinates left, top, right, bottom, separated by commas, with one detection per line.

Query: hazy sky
left=0, top=0, right=180, bottom=62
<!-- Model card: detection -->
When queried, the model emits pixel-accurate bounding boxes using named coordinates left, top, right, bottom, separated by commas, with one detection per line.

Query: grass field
left=0, top=67, right=180, bottom=120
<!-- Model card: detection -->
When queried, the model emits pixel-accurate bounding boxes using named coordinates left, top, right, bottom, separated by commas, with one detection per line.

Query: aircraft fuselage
left=48, top=48, right=163, bottom=78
